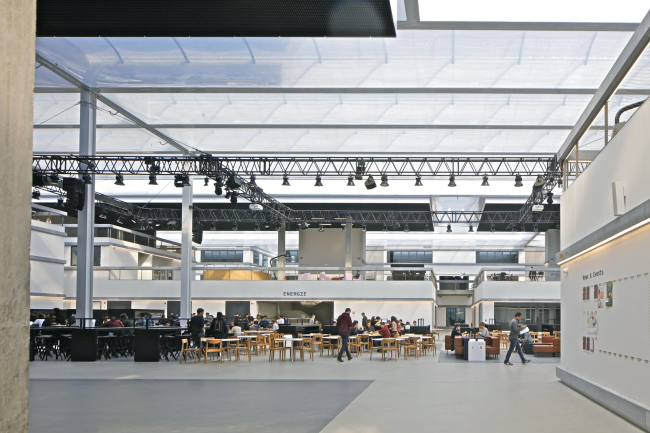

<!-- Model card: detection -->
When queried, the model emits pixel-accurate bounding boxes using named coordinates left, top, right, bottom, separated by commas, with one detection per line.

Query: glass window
left=201, top=250, right=244, bottom=263
left=389, top=251, right=432, bottom=264
left=253, top=252, right=260, bottom=265
left=476, top=251, right=519, bottom=263
left=446, top=308, right=466, bottom=327
left=71, top=245, right=101, bottom=266
left=286, top=250, right=299, bottom=263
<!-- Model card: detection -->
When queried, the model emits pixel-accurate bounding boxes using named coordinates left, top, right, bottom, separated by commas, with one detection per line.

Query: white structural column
left=180, top=180, right=193, bottom=322
left=345, top=216, right=353, bottom=278
left=277, top=222, right=286, bottom=280
left=76, top=89, right=97, bottom=325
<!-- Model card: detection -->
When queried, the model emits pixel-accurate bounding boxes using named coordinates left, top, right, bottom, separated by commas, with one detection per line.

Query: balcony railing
left=473, top=267, right=561, bottom=288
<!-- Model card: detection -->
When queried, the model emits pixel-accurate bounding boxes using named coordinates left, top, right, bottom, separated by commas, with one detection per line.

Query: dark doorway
left=225, top=301, right=250, bottom=320
left=167, top=301, right=180, bottom=317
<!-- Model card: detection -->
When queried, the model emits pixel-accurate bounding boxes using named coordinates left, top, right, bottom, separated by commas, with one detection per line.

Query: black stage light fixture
left=225, top=191, right=231, bottom=199
left=214, top=183, right=223, bottom=196
left=210, top=223, right=216, bottom=230
left=192, top=229, right=203, bottom=245
left=230, top=191, right=238, bottom=204
left=533, top=175, right=546, bottom=189
left=469, top=224, right=474, bottom=233
left=404, top=224, right=409, bottom=233
left=415, top=176, right=423, bottom=187
left=249, top=174, right=257, bottom=187
left=174, top=174, right=190, bottom=187
left=364, top=174, right=377, bottom=190
left=155, top=221, right=161, bottom=227
left=481, top=175, right=489, bottom=187
left=232, top=222, right=238, bottom=231
left=318, top=224, right=324, bottom=232
left=514, top=174, right=523, bottom=187
left=265, top=220, right=271, bottom=229
left=114, top=174, right=125, bottom=186
left=511, top=225, right=517, bottom=232
left=383, top=224, right=388, bottom=232
left=254, top=223, right=260, bottom=231
left=32, top=189, right=40, bottom=200
left=424, top=224, right=430, bottom=232
left=49, top=173, right=60, bottom=183
left=315, top=175, right=323, bottom=187
left=57, top=196, right=64, bottom=206
left=226, top=175, right=241, bottom=190
left=341, top=224, right=346, bottom=231
left=32, top=172, right=51, bottom=187
left=282, top=175, right=290, bottom=186
left=148, top=174, right=158, bottom=185
left=380, top=175, right=389, bottom=187
left=275, top=222, right=282, bottom=231
left=300, top=221, right=309, bottom=230
left=99, top=211, right=107, bottom=219
left=393, top=222, right=400, bottom=230
left=491, top=224, right=495, bottom=232
left=82, top=174, right=92, bottom=185
left=361, top=224, right=367, bottom=232
left=448, top=174, right=456, bottom=187
left=116, top=216, right=124, bottom=224
left=355, top=160, right=366, bottom=180
left=557, top=178, right=563, bottom=187
left=204, top=177, right=209, bottom=187
left=347, top=176, right=355, bottom=186
left=534, top=223, right=539, bottom=232
left=547, top=191, right=554, bottom=205
left=446, top=224, right=452, bottom=233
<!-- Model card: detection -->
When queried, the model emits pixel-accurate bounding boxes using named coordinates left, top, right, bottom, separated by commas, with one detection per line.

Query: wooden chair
left=180, top=338, right=201, bottom=364
left=203, top=339, right=224, bottom=364
left=223, top=339, right=240, bottom=362
left=403, top=336, right=421, bottom=360
left=293, top=339, right=306, bottom=362
left=321, top=337, right=334, bottom=357
left=381, top=338, right=398, bottom=362
left=237, top=337, right=252, bottom=362
left=311, top=333, right=324, bottom=355
left=499, top=334, right=509, bottom=350
left=302, top=337, right=315, bottom=361
left=252, top=335, right=266, bottom=356
left=269, top=336, right=286, bottom=362
left=421, top=335, right=436, bottom=356
left=529, top=332, right=539, bottom=343
left=327, top=336, right=342, bottom=357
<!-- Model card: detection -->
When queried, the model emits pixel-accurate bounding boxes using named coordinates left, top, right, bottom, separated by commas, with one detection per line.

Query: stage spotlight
left=232, top=222, right=238, bottom=231
left=210, top=223, right=216, bottom=230
left=547, top=192, right=554, bottom=205
left=174, top=174, right=190, bottom=187
left=265, top=221, right=271, bottom=229
left=380, top=175, right=389, bottom=187
left=404, top=224, right=409, bottom=233
left=254, top=223, right=260, bottom=231
left=318, top=224, right=324, bottom=232
left=226, top=175, right=241, bottom=190
left=230, top=191, right=238, bottom=204
left=82, top=174, right=92, bottom=185
left=300, top=221, right=309, bottom=230
left=116, top=216, right=124, bottom=224
left=514, top=174, right=523, bottom=187
left=490, top=224, right=495, bottom=233
left=446, top=224, right=452, bottom=233
left=341, top=224, right=346, bottom=231
left=275, top=222, right=282, bottom=231
left=99, top=211, right=107, bottom=219
left=148, top=174, right=158, bottom=185
left=364, top=174, right=377, bottom=190
left=114, top=174, right=125, bottom=186
left=57, top=196, right=64, bottom=206
left=225, top=191, right=231, bottom=199
left=469, top=224, right=474, bottom=232
left=383, top=224, right=388, bottom=232
left=415, top=176, right=423, bottom=187
left=214, top=183, right=223, bottom=196
left=424, top=224, right=430, bottom=232
left=393, top=222, right=400, bottom=230
left=448, top=174, right=456, bottom=187
left=481, top=175, right=489, bottom=187
left=315, top=175, right=323, bottom=187
left=361, top=224, right=367, bottom=232
left=534, top=224, right=539, bottom=232
left=204, top=177, right=209, bottom=187
left=347, top=176, right=355, bottom=186
left=32, top=190, right=40, bottom=200
left=282, top=175, right=290, bottom=186
left=249, top=174, right=257, bottom=187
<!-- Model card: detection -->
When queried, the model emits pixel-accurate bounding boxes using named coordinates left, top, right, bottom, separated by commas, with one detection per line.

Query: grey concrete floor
left=29, top=343, right=643, bottom=433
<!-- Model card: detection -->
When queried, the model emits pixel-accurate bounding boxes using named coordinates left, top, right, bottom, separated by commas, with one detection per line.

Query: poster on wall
left=586, top=311, right=598, bottom=334
left=590, top=337, right=595, bottom=354
left=606, top=281, right=614, bottom=307
left=596, top=284, right=604, bottom=308
left=585, top=286, right=590, bottom=301
left=582, top=336, right=586, bottom=352
left=593, top=284, right=599, bottom=302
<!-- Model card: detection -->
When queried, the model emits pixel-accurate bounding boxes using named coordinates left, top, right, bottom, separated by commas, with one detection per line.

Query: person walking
left=189, top=308, right=206, bottom=348
left=504, top=312, right=531, bottom=365
left=336, top=308, right=353, bottom=363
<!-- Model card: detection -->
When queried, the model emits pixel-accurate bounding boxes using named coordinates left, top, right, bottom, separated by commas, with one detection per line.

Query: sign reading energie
left=283, top=292, right=307, bottom=297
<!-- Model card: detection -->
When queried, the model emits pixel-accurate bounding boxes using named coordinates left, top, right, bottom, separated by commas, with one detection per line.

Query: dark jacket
left=362, top=316, right=368, bottom=327
left=451, top=328, right=462, bottom=349
left=189, top=315, right=205, bottom=336
left=259, top=319, right=271, bottom=329
left=337, top=312, right=353, bottom=335
left=210, top=317, right=228, bottom=337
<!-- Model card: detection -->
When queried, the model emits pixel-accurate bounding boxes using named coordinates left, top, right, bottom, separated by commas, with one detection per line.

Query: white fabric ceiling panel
left=33, top=94, right=123, bottom=125
left=99, top=93, right=593, bottom=126
left=35, top=31, right=631, bottom=88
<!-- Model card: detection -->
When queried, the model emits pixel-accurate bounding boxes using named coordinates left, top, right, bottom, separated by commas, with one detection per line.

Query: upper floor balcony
left=473, top=267, right=561, bottom=302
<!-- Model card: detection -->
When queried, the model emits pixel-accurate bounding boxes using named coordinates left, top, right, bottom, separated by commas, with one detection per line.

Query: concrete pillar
left=0, top=0, right=35, bottom=430
left=545, top=229, right=561, bottom=281
left=76, top=89, right=97, bottom=326
left=345, top=216, right=353, bottom=278
left=277, top=222, right=286, bottom=280
left=180, top=181, right=193, bottom=323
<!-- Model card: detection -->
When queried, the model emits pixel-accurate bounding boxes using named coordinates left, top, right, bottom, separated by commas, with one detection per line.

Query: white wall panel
left=474, top=281, right=560, bottom=301
left=334, top=300, right=434, bottom=327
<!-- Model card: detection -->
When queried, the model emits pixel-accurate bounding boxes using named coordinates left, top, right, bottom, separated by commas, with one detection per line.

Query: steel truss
left=32, top=155, right=556, bottom=178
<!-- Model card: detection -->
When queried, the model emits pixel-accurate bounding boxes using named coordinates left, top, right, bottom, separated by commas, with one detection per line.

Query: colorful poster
left=593, top=284, right=599, bottom=301
left=590, top=337, right=595, bottom=354
left=582, top=336, right=586, bottom=352
left=585, top=286, right=590, bottom=301
left=598, top=285, right=604, bottom=309
left=606, top=281, right=613, bottom=307
left=586, top=337, right=590, bottom=352
left=586, top=311, right=598, bottom=334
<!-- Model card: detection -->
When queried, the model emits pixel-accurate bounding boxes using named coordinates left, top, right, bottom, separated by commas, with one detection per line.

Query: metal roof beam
left=34, top=123, right=582, bottom=130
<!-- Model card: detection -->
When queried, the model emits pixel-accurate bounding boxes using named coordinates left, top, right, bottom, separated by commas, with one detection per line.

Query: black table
left=134, top=327, right=186, bottom=362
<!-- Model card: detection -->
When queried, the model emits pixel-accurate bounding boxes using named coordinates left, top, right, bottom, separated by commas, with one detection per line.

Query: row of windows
left=389, top=251, right=433, bottom=263
left=476, top=251, right=519, bottom=263
left=253, top=251, right=269, bottom=267
left=201, top=250, right=243, bottom=263
left=70, top=246, right=102, bottom=266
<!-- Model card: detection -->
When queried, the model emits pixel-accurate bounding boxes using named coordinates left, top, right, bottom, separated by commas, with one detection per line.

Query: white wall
left=30, top=222, right=65, bottom=307
left=299, top=228, right=364, bottom=267
left=333, top=301, right=434, bottom=327
left=560, top=100, right=650, bottom=409
left=561, top=100, right=650, bottom=248
left=474, top=281, right=561, bottom=302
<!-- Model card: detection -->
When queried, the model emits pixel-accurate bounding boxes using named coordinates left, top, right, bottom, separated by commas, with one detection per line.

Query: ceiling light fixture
left=448, top=174, right=456, bottom=187
left=249, top=174, right=257, bottom=187
left=57, top=196, right=64, bottom=206
left=364, top=174, right=377, bottom=190
left=393, top=222, right=400, bottom=230
left=31, top=189, right=40, bottom=200
left=282, top=175, right=290, bottom=186
left=82, top=174, right=92, bottom=184
left=204, top=177, right=209, bottom=187
left=347, top=176, right=355, bottom=186
left=226, top=175, right=241, bottom=190
left=380, top=174, right=389, bottom=187
left=447, top=224, right=452, bottom=233
left=116, top=216, right=124, bottom=224
left=481, top=175, right=489, bottom=187
left=99, top=211, right=107, bottom=219
left=232, top=222, right=238, bottom=231
left=514, top=174, right=523, bottom=187
left=469, top=224, right=474, bottom=232
left=300, top=221, right=309, bottom=230
left=114, top=174, right=125, bottom=186
left=210, top=223, right=216, bottom=230
left=547, top=192, right=554, bottom=205
left=318, top=224, right=324, bottom=232
left=148, top=174, right=158, bottom=185
left=275, top=222, right=282, bottom=231
left=361, top=224, right=367, bottom=232
left=424, top=224, right=430, bottom=232
left=315, top=175, right=323, bottom=187
left=404, top=224, right=409, bottom=233
left=174, top=174, right=190, bottom=187
left=415, top=176, right=423, bottom=187
left=341, top=224, right=346, bottom=231
left=491, top=224, right=495, bottom=233
left=254, top=222, right=260, bottom=231
left=230, top=191, right=238, bottom=204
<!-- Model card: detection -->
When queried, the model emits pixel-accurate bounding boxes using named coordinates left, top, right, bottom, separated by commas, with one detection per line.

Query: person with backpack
left=210, top=312, right=229, bottom=339
left=189, top=308, right=205, bottom=348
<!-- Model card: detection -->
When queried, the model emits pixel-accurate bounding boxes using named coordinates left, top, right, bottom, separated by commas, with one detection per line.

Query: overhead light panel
left=415, top=176, right=423, bottom=187
left=282, top=175, right=290, bottom=186
left=532, top=204, right=544, bottom=212
left=364, top=174, right=377, bottom=190
left=481, top=175, right=489, bottom=187
left=114, top=174, right=125, bottom=186
left=174, top=174, right=190, bottom=187
left=249, top=203, right=263, bottom=211
left=347, top=176, right=355, bottom=186
left=514, top=174, right=523, bottom=187
left=380, top=175, right=389, bottom=187
left=448, top=174, right=456, bottom=187
left=315, top=175, right=323, bottom=187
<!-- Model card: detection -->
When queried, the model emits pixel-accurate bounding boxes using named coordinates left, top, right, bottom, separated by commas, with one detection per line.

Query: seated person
left=102, top=316, right=124, bottom=328
left=404, top=322, right=411, bottom=332
left=230, top=321, right=242, bottom=336
left=374, top=322, right=391, bottom=348
left=450, top=324, right=466, bottom=350
left=477, top=322, right=489, bottom=338
left=259, top=316, right=271, bottom=329
left=250, top=320, right=260, bottom=331
left=353, top=270, right=361, bottom=279
left=33, top=313, right=46, bottom=327
left=350, top=320, right=360, bottom=335
left=271, top=320, right=279, bottom=331
left=364, top=322, right=374, bottom=334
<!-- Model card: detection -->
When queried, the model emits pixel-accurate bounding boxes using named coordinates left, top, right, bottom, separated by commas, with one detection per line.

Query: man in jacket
left=189, top=308, right=206, bottom=348
left=336, top=308, right=354, bottom=362
left=504, top=312, right=531, bottom=365
left=361, top=313, right=368, bottom=328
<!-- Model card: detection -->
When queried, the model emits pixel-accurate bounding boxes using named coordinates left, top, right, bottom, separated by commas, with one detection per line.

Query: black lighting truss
left=32, top=155, right=556, bottom=178
left=32, top=154, right=293, bottom=222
